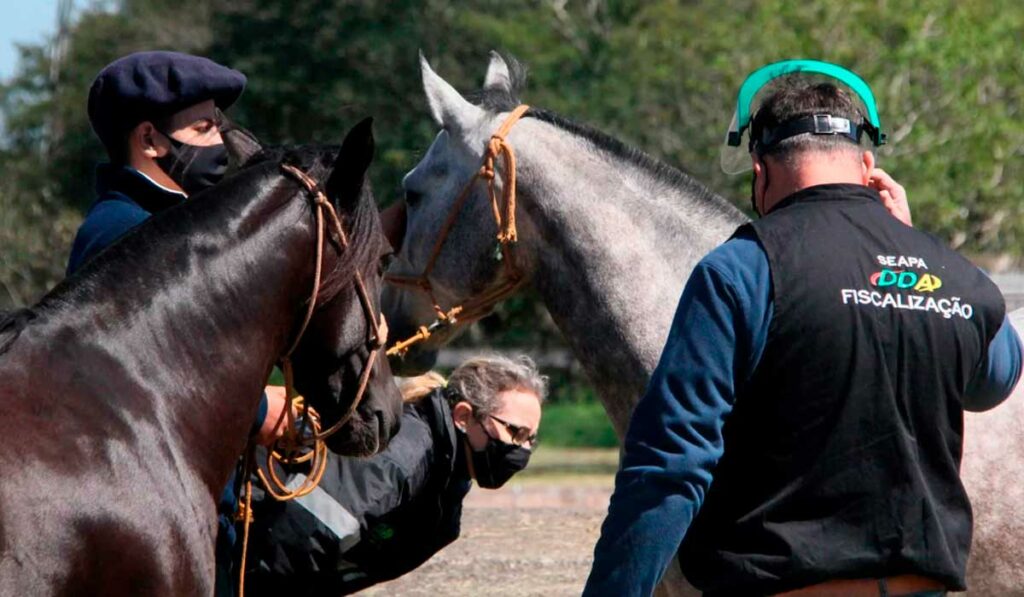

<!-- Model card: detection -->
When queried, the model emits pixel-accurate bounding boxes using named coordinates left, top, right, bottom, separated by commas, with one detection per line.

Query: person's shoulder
left=82, top=191, right=150, bottom=231
left=68, top=193, right=152, bottom=273
left=697, top=225, right=768, bottom=283
left=376, top=409, right=437, bottom=478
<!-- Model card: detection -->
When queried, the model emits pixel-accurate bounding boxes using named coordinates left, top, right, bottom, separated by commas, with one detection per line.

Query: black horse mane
left=0, top=308, right=35, bottom=356
left=245, top=144, right=382, bottom=306
left=467, top=54, right=732, bottom=212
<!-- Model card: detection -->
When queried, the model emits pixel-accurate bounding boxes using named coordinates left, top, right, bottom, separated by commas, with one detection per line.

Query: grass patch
left=540, top=401, right=618, bottom=448
left=519, top=445, right=619, bottom=481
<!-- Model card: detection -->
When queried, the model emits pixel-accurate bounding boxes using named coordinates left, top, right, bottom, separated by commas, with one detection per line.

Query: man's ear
left=860, top=150, right=876, bottom=184
left=752, top=159, right=766, bottom=214
left=452, top=401, right=473, bottom=432
left=133, top=121, right=170, bottom=160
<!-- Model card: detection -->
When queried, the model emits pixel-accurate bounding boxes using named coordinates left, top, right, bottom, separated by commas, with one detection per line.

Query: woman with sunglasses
left=243, top=354, right=546, bottom=595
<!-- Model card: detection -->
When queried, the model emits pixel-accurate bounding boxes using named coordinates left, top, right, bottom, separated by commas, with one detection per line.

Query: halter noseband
left=385, top=104, right=530, bottom=356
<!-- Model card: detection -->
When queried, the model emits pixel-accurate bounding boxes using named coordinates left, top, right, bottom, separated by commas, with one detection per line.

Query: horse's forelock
left=317, top=183, right=382, bottom=307
left=242, top=143, right=382, bottom=307
left=466, top=53, right=528, bottom=113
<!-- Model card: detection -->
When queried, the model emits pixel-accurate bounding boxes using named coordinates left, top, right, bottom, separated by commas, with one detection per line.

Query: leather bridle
left=385, top=104, right=530, bottom=356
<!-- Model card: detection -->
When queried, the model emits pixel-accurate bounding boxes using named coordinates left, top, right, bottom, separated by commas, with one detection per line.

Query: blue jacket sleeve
left=583, top=232, right=772, bottom=596
left=964, top=316, right=1022, bottom=412
left=250, top=392, right=270, bottom=437
left=66, top=197, right=150, bottom=275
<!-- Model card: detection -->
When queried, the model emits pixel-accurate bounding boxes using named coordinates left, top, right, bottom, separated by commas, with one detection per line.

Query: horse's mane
left=245, top=145, right=383, bottom=305
left=468, top=54, right=738, bottom=216
left=0, top=308, right=36, bottom=355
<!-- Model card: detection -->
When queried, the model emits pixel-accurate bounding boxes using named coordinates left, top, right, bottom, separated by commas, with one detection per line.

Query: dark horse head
left=224, top=119, right=403, bottom=455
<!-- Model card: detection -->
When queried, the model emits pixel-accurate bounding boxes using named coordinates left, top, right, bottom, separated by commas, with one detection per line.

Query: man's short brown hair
left=750, top=77, right=866, bottom=162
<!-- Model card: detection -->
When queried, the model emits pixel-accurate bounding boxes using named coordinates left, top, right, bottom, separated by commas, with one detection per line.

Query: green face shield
left=721, top=59, right=887, bottom=174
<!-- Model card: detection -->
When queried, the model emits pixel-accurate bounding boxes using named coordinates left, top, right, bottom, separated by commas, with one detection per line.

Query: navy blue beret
left=88, top=51, right=246, bottom=151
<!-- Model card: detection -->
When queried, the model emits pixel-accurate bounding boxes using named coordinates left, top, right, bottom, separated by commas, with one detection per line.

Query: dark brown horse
left=0, top=118, right=402, bottom=595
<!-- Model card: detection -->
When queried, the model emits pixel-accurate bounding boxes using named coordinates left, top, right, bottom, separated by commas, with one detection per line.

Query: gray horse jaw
left=503, top=116, right=747, bottom=436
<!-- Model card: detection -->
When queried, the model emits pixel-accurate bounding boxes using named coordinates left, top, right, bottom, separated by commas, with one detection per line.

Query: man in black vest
left=584, top=69, right=1022, bottom=596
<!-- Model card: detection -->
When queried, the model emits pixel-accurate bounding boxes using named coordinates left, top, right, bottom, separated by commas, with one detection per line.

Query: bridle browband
left=385, top=104, right=530, bottom=356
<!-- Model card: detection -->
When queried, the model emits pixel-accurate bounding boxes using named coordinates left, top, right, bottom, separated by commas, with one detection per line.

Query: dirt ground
left=358, top=449, right=617, bottom=596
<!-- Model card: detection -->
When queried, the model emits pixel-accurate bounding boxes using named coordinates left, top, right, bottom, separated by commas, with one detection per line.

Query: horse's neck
left=513, top=119, right=746, bottom=434
left=37, top=196, right=314, bottom=493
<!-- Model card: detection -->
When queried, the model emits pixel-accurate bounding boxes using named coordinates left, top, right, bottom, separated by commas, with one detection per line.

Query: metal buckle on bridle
left=385, top=104, right=530, bottom=357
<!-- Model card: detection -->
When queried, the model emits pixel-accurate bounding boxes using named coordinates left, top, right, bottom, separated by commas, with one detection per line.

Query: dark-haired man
left=69, top=51, right=243, bottom=273
left=66, top=51, right=289, bottom=596
left=584, top=62, right=1022, bottom=596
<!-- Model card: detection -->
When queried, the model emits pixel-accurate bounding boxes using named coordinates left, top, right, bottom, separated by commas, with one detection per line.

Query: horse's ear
left=327, top=117, right=374, bottom=207
left=484, top=50, right=512, bottom=94
left=420, top=51, right=484, bottom=131
left=223, top=123, right=263, bottom=169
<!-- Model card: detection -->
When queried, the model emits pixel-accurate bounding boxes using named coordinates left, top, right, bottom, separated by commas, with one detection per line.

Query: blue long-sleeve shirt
left=583, top=227, right=1022, bottom=596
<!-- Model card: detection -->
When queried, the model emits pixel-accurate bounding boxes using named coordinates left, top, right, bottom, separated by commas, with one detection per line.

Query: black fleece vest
left=678, top=184, right=1004, bottom=595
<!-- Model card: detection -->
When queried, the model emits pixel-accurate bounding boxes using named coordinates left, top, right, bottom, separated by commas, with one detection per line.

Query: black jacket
left=245, top=389, right=473, bottom=595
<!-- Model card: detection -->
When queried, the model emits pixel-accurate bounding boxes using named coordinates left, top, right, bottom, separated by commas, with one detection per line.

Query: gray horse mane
left=467, top=53, right=738, bottom=217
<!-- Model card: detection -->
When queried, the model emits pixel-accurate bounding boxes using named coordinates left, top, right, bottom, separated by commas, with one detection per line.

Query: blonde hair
left=399, top=371, right=447, bottom=403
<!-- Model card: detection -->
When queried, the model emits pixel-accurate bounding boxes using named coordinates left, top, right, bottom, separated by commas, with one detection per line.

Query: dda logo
left=870, top=269, right=942, bottom=293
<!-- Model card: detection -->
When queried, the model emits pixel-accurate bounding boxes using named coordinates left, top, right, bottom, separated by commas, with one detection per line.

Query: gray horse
left=382, top=52, right=1023, bottom=596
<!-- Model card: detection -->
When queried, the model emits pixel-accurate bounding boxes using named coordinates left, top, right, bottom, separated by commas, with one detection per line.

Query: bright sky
left=0, top=0, right=60, bottom=81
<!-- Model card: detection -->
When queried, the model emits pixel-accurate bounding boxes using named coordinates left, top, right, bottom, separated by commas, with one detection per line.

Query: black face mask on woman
left=155, top=131, right=229, bottom=196
left=461, top=420, right=532, bottom=489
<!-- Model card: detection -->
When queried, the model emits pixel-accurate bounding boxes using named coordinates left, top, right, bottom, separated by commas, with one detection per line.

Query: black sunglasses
left=484, top=414, right=538, bottom=448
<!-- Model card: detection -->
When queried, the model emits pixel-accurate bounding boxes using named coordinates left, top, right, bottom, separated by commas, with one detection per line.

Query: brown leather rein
left=385, top=104, right=530, bottom=357
left=237, top=162, right=388, bottom=597
left=275, top=162, right=387, bottom=444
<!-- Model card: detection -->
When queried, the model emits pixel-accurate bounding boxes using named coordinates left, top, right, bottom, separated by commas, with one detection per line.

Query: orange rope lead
left=386, top=105, right=529, bottom=356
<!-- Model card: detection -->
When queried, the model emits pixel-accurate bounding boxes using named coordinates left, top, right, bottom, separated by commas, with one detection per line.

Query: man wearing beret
left=66, top=51, right=289, bottom=595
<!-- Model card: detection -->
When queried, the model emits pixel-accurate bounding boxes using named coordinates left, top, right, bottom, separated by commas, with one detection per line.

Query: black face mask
left=460, top=423, right=532, bottom=489
left=155, top=131, right=229, bottom=196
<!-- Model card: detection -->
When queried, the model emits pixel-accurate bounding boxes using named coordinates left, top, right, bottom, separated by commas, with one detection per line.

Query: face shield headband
left=721, top=60, right=887, bottom=174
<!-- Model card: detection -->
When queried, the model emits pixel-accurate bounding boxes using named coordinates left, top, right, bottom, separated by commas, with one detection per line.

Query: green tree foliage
left=1, top=0, right=1021, bottom=311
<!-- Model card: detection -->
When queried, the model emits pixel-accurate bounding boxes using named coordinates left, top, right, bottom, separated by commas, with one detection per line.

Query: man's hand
left=256, top=385, right=294, bottom=446
left=869, top=168, right=912, bottom=227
